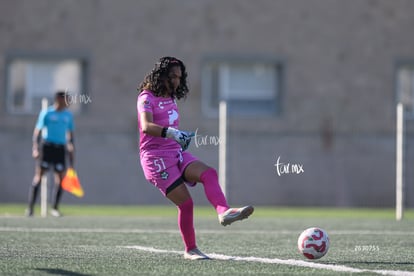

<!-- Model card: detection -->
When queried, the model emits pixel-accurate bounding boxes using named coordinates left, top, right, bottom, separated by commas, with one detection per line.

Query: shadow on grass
left=35, top=268, right=92, bottom=276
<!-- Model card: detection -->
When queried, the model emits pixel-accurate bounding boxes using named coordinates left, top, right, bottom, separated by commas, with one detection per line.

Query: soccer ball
left=297, top=227, right=330, bottom=260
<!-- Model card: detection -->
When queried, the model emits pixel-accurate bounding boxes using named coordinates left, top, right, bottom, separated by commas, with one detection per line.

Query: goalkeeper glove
left=164, top=127, right=195, bottom=151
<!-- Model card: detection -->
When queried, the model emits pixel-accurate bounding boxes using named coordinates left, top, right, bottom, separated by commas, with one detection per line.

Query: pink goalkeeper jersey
left=137, top=90, right=181, bottom=154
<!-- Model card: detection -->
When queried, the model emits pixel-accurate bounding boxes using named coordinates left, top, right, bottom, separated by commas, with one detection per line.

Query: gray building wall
left=1, top=0, right=414, bottom=207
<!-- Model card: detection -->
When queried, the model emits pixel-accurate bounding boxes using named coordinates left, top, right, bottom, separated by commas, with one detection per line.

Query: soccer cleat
left=218, top=206, right=254, bottom=226
left=184, top=248, right=210, bottom=260
left=50, top=209, right=62, bottom=217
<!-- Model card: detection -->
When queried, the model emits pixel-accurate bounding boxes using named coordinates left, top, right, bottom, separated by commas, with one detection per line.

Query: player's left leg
left=50, top=170, right=64, bottom=217
left=184, top=160, right=254, bottom=226
left=166, top=183, right=195, bottom=251
left=166, top=182, right=209, bottom=260
left=50, top=146, right=66, bottom=217
left=183, top=161, right=229, bottom=214
left=26, top=143, right=49, bottom=217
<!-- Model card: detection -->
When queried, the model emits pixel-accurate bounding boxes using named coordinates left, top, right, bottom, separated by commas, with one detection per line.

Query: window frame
left=4, top=51, right=89, bottom=115
left=201, top=55, right=284, bottom=118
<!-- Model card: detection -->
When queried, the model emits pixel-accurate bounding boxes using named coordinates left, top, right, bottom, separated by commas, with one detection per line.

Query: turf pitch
left=0, top=205, right=413, bottom=275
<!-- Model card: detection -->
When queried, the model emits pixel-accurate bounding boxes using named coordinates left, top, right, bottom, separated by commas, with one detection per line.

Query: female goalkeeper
left=136, top=56, right=254, bottom=260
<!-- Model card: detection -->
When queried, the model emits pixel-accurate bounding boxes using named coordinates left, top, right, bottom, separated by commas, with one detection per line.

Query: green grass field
left=1, top=204, right=413, bottom=275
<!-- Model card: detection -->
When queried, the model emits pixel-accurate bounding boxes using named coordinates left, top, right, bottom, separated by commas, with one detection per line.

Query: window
left=396, top=64, right=414, bottom=118
left=201, top=57, right=282, bottom=117
left=6, top=56, right=87, bottom=114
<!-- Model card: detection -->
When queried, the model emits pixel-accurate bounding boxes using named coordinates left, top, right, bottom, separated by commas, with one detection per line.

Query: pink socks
left=177, top=198, right=196, bottom=252
left=200, top=168, right=229, bottom=214
left=177, top=168, right=229, bottom=252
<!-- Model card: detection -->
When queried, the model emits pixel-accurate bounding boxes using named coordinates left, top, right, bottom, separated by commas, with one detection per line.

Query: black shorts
left=39, top=142, right=66, bottom=172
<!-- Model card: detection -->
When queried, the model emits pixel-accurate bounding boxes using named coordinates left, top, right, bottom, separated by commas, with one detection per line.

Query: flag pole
left=396, top=102, right=404, bottom=221
left=219, top=100, right=228, bottom=198
left=40, top=97, right=48, bottom=218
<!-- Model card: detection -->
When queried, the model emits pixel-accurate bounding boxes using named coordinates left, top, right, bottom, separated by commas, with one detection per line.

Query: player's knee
left=54, top=173, right=64, bottom=184
left=178, top=197, right=194, bottom=211
left=32, top=175, right=43, bottom=186
left=200, top=167, right=218, bottom=183
left=207, top=167, right=218, bottom=177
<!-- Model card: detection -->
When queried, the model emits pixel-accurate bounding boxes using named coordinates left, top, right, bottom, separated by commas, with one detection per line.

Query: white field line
left=0, top=227, right=413, bottom=236
left=124, top=245, right=414, bottom=276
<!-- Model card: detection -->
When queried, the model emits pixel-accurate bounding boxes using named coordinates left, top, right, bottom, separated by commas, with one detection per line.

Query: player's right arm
left=32, top=128, right=41, bottom=159
left=32, top=110, right=46, bottom=159
left=140, top=111, right=194, bottom=150
left=140, top=111, right=164, bottom=137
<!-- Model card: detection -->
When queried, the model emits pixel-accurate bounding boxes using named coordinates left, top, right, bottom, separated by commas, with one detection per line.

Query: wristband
left=161, top=127, right=168, bottom=138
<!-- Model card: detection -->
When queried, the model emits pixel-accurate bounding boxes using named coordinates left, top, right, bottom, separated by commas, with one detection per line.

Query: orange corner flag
left=61, top=168, right=84, bottom=198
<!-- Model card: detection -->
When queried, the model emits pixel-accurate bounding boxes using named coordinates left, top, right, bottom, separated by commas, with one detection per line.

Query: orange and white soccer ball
left=297, top=227, right=330, bottom=259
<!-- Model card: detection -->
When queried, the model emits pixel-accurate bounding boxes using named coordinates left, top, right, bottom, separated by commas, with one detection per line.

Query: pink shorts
left=140, top=150, right=198, bottom=196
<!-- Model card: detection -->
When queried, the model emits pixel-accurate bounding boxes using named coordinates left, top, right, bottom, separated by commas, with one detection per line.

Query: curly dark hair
left=138, top=56, right=189, bottom=100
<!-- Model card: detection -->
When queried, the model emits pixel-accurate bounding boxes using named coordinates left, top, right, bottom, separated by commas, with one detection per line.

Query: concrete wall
left=1, top=0, right=414, bottom=207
